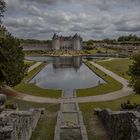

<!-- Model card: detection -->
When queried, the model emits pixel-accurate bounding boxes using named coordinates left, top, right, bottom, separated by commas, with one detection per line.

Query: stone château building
left=52, top=33, right=82, bottom=51
left=53, top=56, right=82, bottom=69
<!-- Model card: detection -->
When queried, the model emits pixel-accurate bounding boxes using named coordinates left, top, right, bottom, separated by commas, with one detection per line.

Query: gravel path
left=2, top=61, right=133, bottom=103
left=28, top=62, right=42, bottom=73
left=97, top=58, right=114, bottom=62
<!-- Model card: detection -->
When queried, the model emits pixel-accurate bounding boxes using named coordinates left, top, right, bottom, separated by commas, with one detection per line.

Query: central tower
left=52, top=33, right=82, bottom=51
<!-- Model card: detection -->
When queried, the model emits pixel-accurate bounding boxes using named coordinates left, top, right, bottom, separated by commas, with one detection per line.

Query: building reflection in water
left=52, top=56, right=82, bottom=70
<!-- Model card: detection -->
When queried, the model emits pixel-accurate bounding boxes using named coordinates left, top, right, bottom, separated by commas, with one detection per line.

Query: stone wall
left=0, top=108, right=42, bottom=140
left=95, top=108, right=140, bottom=140
left=22, top=43, right=52, bottom=51
left=52, top=34, right=82, bottom=51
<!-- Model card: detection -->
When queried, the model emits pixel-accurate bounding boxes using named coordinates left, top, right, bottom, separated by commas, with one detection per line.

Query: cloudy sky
left=3, top=0, right=140, bottom=40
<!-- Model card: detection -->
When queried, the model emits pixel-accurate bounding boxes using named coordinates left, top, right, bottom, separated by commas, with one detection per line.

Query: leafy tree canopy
left=0, top=0, right=6, bottom=22
left=0, top=0, right=27, bottom=87
left=129, top=54, right=140, bottom=94
left=118, top=34, right=140, bottom=42
left=0, top=26, right=27, bottom=86
left=20, top=39, right=51, bottom=44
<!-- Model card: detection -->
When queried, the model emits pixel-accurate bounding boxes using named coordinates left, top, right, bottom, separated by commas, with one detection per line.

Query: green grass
left=7, top=97, right=59, bottom=110
left=7, top=97, right=59, bottom=140
left=24, top=50, right=84, bottom=56
left=79, top=93, right=140, bottom=140
left=88, top=48, right=117, bottom=55
left=88, top=50, right=97, bottom=54
left=77, top=58, right=134, bottom=139
left=24, top=60, right=35, bottom=66
left=76, top=61, right=123, bottom=97
left=97, top=58, right=133, bottom=80
left=14, top=62, right=61, bottom=98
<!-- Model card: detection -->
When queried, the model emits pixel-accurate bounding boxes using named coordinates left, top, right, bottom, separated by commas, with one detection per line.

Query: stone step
left=54, top=91, right=88, bottom=140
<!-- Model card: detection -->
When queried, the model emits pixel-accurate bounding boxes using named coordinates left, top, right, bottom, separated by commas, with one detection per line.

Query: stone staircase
left=54, top=90, right=88, bottom=140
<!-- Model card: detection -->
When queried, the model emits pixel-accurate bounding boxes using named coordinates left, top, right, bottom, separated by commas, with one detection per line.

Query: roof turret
left=52, top=33, right=82, bottom=41
left=52, top=33, right=58, bottom=39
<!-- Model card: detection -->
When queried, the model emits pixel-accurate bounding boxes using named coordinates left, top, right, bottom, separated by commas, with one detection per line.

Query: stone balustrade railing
left=95, top=108, right=140, bottom=140
left=0, top=108, right=44, bottom=140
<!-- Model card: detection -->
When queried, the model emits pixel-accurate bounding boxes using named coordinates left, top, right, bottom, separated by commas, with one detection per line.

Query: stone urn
left=0, top=94, right=7, bottom=113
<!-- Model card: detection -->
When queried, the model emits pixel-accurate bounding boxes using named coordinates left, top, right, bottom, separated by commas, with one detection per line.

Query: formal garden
left=1, top=0, right=140, bottom=139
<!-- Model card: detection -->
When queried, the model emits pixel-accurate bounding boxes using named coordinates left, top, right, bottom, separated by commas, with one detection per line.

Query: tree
left=0, top=27, right=27, bottom=86
left=0, top=2, right=27, bottom=87
left=103, top=38, right=116, bottom=44
left=87, top=40, right=94, bottom=46
left=129, top=54, right=140, bottom=94
left=118, top=34, right=140, bottom=42
left=0, top=0, right=6, bottom=22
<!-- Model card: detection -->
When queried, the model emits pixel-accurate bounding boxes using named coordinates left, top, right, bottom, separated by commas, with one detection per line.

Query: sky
left=3, top=0, right=140, bottom=40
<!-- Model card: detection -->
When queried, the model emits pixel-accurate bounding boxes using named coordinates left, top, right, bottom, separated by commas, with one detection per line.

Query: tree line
left=118, top=34, right=140, bottom=42
left=0, top=0, right=140, bottom=94
left=20, top=35, right=140, bottom=45
left=0, top=0, right=26, bottom=87
left=20, top=39, right=51, bottom=44
left=84, top=34, right=140, bottom=46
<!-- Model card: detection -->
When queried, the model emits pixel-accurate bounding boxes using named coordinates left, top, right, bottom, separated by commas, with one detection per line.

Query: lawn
left=76, top=61, right=123, bottom=97
left=7, top=97, right=59, bottom=140
left=88, top=49, right=97, bottom=54
left=14, top=62, right=61, bottom=98
left=78, top=58, right=134, bottom=139
left=79, top=93, right=140, bottom=140
left=88, top=47, right=117, bottom=55
left=24, top=60, right=35, bottom=66
left=97, top=58, right=133, bottom=80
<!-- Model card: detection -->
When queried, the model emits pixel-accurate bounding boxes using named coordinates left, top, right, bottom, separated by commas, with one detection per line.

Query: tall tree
left=118, top=34, right=140, bottom=42
left=0, top=1, right=27, bottom=87
left=0, top=0, right=6, bottom=22
left=0, top=27, right=27, bottom=86
left=129, top=54, right=140, bottom=94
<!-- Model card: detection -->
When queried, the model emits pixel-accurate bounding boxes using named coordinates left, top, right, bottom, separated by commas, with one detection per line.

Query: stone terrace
left=95, top=108, right=140, bottom=140
left=0, top=108, right=43, bottom=140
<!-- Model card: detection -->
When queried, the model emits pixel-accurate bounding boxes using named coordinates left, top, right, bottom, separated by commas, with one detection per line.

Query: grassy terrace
left=7, top=97, right=59, bottom=140
left=97, top=58, right=133, bottom=80
left=78, top=58, right=136, bottom=139
left=14, top=62, right=61, bottom=98
left=76, top=61, right=123, bottom=97
left=87, top=48, right=117, bottom=55
left=79, top=94, right=140, bottom=140
left=24, top=60, right=36, bottom=66
left=24, top=50, right=86, bottom=56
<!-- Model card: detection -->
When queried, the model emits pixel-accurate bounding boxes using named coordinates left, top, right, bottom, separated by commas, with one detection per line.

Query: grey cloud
left=3, top=0, right=140, bottom=40
left=70, top=23, right=107, bottom=32
left=24, top=0, right=73, bottom=5
left=116, top=24, right=140, bottom=32
left=112, top=12, right=140, bottom=32
left=26, top=0, right=57, bottom=5
left=4, top=17, right=41, bottom=28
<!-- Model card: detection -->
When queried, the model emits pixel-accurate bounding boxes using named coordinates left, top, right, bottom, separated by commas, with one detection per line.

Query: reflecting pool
left=28, top=56, right=105, bottom=96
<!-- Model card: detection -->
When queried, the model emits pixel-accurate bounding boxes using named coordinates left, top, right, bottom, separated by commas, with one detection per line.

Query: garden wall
left=95, top=108, right=140, bottom=140
left=0, top=108, right=42, bottom=140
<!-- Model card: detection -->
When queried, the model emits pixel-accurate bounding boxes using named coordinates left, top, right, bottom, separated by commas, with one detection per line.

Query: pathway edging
left=54, top=90, right=88, bottom=140
left=2, top=61, right=133, bottom=103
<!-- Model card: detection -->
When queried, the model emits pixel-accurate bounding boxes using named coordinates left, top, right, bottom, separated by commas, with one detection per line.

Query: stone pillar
left=0, top=94, right=7, bottom=113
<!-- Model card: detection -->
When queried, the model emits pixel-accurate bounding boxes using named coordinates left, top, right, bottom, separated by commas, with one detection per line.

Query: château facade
left=52, top=33, right=82, bottom=51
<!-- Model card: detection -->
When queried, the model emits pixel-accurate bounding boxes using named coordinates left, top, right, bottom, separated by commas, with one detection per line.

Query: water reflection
left=28, top=56, right=105, bottom=97
left=53, top=56, right=82, bottom=70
